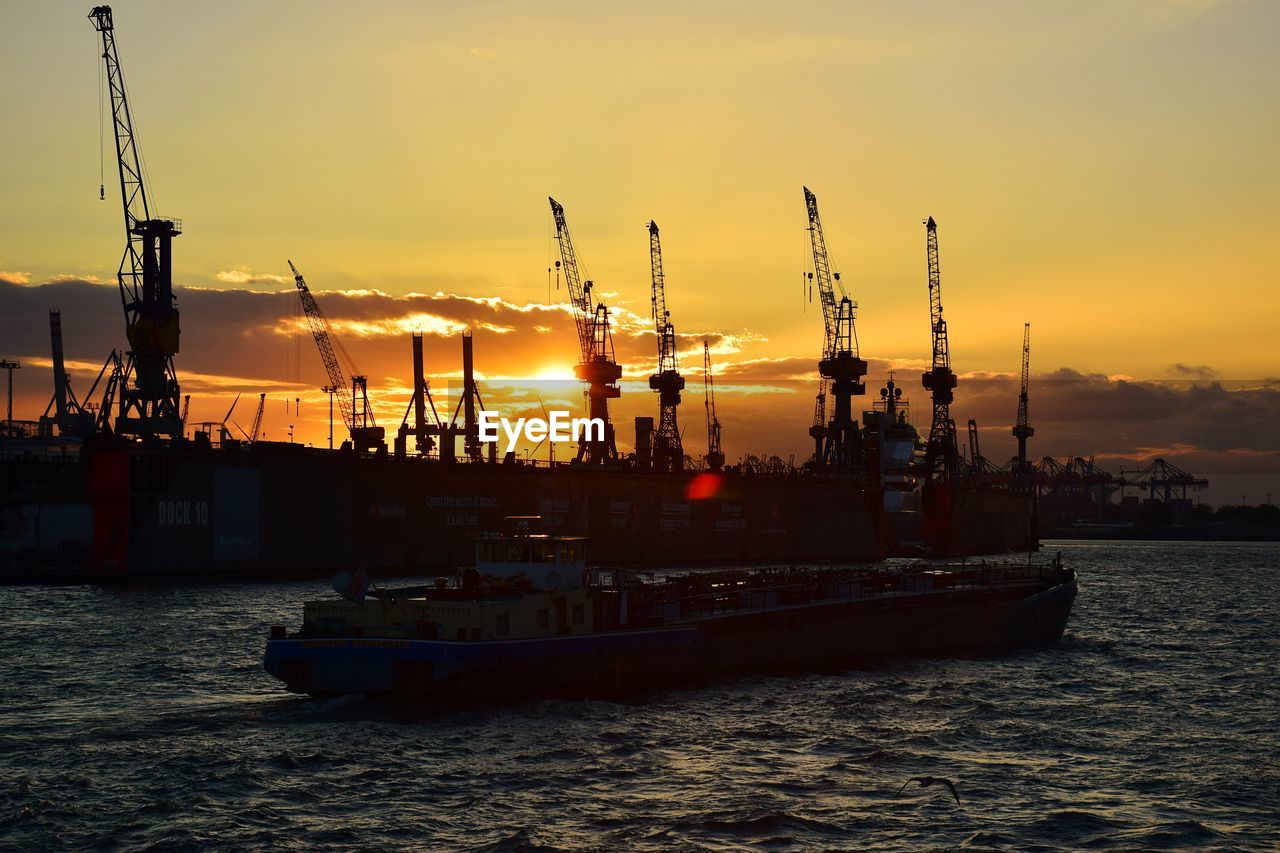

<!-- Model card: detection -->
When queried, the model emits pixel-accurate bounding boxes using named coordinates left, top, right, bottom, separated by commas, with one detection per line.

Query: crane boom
left=548, top=198, right=596, bottom=364
left=289, top=260, right=354, bottom=431
left=925, top=218, right=948, bottom=373
left=804, top=187, right=846, bottom=360
left=249, top=393, right=266, bottom=442
left=90, top=6, right=149, bottom=240
left=1016, top=323, right=1030, bottom=430
left=649, top=221, right=676, bottom=374
left=90, top=5, right=183, bottom=438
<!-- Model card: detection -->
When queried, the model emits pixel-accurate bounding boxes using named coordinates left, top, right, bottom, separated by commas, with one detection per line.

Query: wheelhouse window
left=537, top=608, right=550, bottom=629
left=496, top=614, right=510, bottom=636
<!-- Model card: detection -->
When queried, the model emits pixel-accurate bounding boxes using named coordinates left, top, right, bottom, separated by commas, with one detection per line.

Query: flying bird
left=899, top=776, right=960, bottom=805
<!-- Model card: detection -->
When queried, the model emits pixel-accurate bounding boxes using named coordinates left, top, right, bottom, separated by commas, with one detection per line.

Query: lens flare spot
left=685, top=472, right=723, bottom=501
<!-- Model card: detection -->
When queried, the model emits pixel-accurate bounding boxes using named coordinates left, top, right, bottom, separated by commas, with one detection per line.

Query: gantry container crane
left=288, top=260, right=384, bottom=452
left=89, top=6, right=183, bottom=438
left=803, top=187, right=866, bottom=470
left=647, top=221, right=685, bottom=472
left=920, top=217, right=958, bottom=479
left=703, top=340, right=724, bottom=472
left=549, top=198, right=621, bottom=464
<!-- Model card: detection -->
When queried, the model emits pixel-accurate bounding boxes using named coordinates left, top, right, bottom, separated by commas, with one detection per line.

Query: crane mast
left=803, top=187, right=866, bottom=470
left=548, top=198, right=620, bottom=464
left=703, top=341, right=724, bottom=472
left=920, top=217, right=958, bottom=478
left=647, top=221, right=684, bottom=472
left=1012, top=322, right=1034, bottom=477
left=288, top=260, right=383, bottom=452
left=90, top=5, right=183, bottom=438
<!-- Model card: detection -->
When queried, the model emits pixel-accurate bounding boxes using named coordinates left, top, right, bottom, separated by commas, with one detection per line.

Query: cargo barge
left=263, top=522, right=1075, bottom=700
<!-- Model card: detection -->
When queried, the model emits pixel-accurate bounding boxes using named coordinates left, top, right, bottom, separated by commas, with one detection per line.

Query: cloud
left=0, top=271, right=31, bottom=285
left=3, top=275, right=1277, bottom=495
left=1166, top=362, right=1220, bottom=379
left=215, top=268, right=291, bottom=287
left=468, top=47, right=497, bottom=60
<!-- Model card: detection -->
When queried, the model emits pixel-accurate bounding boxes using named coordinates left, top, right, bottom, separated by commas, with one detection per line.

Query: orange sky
left=2, top=0, right=1278, bottom=505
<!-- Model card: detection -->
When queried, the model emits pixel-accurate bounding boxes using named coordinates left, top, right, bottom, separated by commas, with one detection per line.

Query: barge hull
left=265, top=577, right=1077, bottom=700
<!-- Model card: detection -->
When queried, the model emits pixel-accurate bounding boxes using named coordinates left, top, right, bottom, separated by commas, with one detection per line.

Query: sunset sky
left=2, top=0, right=1277, bottom=505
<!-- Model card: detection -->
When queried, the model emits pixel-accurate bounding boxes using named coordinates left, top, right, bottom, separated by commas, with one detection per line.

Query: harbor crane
left=647, top=221, right=685, bottom=472
left=288, top=260, right=384, bottom=452
left=1119, top=458, right=1209, bottom=503
left=39, top=311, right=100, bottom=438
left=703, top=341, right=724, bottom=471
left=1012, top=323, right=1034, bottom=479
left=449, top=331, right=486, bottom=462
left=396, top=332, right=451, bottom=459
left=549, top=198, right=621, bottom=464
left=967, top=419, right=991, bottom=473
left=248, top=392, right=266, bottom=442
left=90, top=6, right=184, bottom=438
left=920, top=217, right=959, bottom=479
left=803, top=188, right=866, bottom=470
left=1, top=359, right=19, bottom=436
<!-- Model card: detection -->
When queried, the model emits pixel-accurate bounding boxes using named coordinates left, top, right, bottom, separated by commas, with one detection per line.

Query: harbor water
left=1, top=541, right=1277, bottom=849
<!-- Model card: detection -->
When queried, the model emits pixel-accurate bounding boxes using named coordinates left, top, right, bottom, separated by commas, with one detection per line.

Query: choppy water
left=1, top=541, right=1277, bottom=850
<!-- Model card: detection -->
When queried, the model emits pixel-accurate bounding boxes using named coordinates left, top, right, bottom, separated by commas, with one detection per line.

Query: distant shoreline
left=1043, top=529, right=1280, bottom=543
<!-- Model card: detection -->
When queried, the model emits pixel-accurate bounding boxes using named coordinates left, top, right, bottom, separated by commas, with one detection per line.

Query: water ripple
left=1, top=542, right=1278, bottom=849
